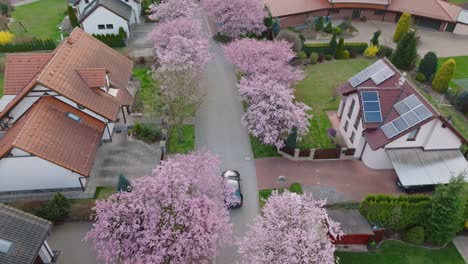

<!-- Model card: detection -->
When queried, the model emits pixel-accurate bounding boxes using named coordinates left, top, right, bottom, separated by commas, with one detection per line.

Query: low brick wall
left=278, top=147, right=356, bottom=161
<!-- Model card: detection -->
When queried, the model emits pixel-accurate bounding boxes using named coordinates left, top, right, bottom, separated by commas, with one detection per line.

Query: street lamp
left=278, top=175, right=286, bottom=193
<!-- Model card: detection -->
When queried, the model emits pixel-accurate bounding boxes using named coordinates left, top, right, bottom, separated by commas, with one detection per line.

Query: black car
left=222, top=170, right=243, bottom=209
left=396, top=178, right=436, bottom=193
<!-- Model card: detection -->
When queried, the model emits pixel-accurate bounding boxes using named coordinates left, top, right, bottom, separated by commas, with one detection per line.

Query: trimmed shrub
left=415, top=72, right=427, bottom=83
left=284, top=127, right=298, bottom=149
left=325, top=54, right=333, bottom=61
left=393, top=12, right=411, bottom=42
left=377, top=45, right=393, bottom=58
left=324, top=21, right=333, bottom=33
left=432, top=59, right=456, bottom=93
left=454, top=91, right=468, bottom=114
left=0, top=39, right=56, bottom=52
left=349, top=49, right=358, bottom=58
left=364, top=44, right=379, bottom=58
left=329, top=33, right=338, bottom=55
left=0, top=30, right=14, bottom=45
left=418, top=52, right=438, bottom=80
left=391, top=30, right=417, bottom=70
left=68, top=5, right=79, bottom=28
left=92, top=33, right=125, bottom=48
left=318, top=53, right=325, bottom=62
left=403, top=226, right=425, bottom=244
left=34, top=193, right=71, bottom=222
left=370, top=30, right=381, bottom=46
left=118, top=27, right=127, bottom=40
left=289, top=182, right=304, bottom=195
left=310, top=52, right=319, bottom=64
left=259, top=189, right=273, bottom=201
left=276, top=30, right=302, bottom=53
left=297, top=51, right=307, bottom=60
left=315, top=16, right=324, bottom=31
left=335, top=37, right=345, bottom=59
left=359, top=194, right=431, bottom=231
left=302, top=42, right=367, bottom=57
left=132, top=123, right=162, bottom=142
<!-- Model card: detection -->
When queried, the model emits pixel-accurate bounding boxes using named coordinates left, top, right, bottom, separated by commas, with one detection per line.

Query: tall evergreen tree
left=418, top=52, right=438, bottom=80
left=67, top=6, right=79, bottom=28
left=393, top=12, right=411, bottom=42
left=335, top=37, right=344, bottom=59
left=432, top=58, right=456, bottom=93
left=391, top=30, right=417, bottom=70
left=427, top=175, right=466, bottom=244
left=370, top=30, right=381, bottom=46
left=329, top=33, right=337, bottom=56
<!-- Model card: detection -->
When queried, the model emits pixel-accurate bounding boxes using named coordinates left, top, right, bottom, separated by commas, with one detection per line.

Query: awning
left=387, top=148, right=468, bottom=187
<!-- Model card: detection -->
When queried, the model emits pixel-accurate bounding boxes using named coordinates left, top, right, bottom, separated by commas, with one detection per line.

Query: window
left=374, top=10, right=385, bottom=15
left=407, top=128, right=420, bottom=141
left=0, top=239, right=12, bottom=254
left=344, top=120, right=349, bottom=132
left=77, top=104, right=86, bottom=110
left=124, top=0, right=129, bottom=2
left=350, top=132, right=355, bottom=143
left=84, top=0, right=89, bottom=3
left=354, top=116, right=360, bottom=130
left=330, top=9, right=339, bottom=14
left=106, top=24, right=114, bottom=29
left=347, top=99, right=355, bottom=118
left=67, top=112, right=81, bottom=122
left=98, top=24, right=105, bottom=30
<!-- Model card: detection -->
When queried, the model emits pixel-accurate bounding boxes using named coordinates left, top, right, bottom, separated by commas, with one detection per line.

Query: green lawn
left=132, top=67, right=158, bottom=113
left=10, top=0, right=67, bottom=40
left=167, top=125, right=195, bottom=154
left=250, top=135, right=281, bottom=159
left=0, top=74, right=4, bottom=97
left=337, top=240, right=465, bottom=264
left=448, top=0, right=468, bottom=3
left=295, top=58, right=376, bottom=149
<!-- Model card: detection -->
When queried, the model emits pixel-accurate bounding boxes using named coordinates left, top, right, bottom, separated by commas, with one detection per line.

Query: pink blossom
left=239, top=75, right=310, bottom=148
left=148, top=0, right=198, bottom=22
left=224, top=39, right=303, bottom=86
left=201, top=0, right=267, bottom=38
left=237, top=191, right=344, bottom=264
left=85, top=151, right=233, bottom=264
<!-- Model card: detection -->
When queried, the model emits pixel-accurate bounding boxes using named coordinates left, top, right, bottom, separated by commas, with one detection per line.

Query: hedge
left=359, top=194, right=431, bottom=231
left=289, top=182, right=304, bottom=195
left=0, top=39, right=56, bottom=53
left=92, top=33, right=125, bottom=48
left=303, top=42, right=368, bottom=56
left=403, top=226, right=425, bottom=244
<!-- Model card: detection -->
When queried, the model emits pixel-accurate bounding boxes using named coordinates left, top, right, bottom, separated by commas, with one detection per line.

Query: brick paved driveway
left=256, top=157, right=403, bottom=202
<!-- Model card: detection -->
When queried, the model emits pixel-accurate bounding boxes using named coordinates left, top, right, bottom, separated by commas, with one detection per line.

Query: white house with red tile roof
left=336, top=58, right=467, bottom=189
left=0, top=28, right=133, bottom=195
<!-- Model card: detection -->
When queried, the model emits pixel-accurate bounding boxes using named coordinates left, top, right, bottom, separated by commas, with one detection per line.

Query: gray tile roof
left=0, top=204, right=52, bottom=264
left=328, top=209, right=374, bottom=235
left=80, top=0, right=133, bottom=22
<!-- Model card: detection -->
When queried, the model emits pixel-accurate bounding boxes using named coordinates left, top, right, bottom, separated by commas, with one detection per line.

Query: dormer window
left=0, top=238, right=13, bottom=254
left=67, top=112, right=81, bottom=122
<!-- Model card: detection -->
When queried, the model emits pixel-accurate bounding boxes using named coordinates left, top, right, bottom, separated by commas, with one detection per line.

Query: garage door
left=415, top=17, right=441, bottom=30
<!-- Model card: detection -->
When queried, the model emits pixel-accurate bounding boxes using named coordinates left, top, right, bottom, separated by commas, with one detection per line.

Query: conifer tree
left=432, top=58, right=456, bottom=93
left=393, top=12, right=411, bottom=42
left=391, top=30, right=417, bottom=70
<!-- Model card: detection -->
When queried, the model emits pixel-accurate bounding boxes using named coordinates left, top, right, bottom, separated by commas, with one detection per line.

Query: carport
left=387, top=148, right=468, bottom=187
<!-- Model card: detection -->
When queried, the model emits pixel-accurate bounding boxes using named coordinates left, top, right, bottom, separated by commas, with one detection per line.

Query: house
left=0, top=28, right=133, bottom=195
left=0, top=203, right=58, bottom=264
left=336, top=58, right=468, bottom=189
left=264, top=0, right=468, bottom=34
left=69, top=0, right=141, bottom=36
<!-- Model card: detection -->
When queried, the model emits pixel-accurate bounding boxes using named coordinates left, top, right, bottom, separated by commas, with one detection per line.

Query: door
left=352, top=9, right=361, bottom=19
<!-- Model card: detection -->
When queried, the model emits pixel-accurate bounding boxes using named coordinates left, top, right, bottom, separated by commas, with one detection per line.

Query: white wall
left=0, top=155, right=83, bottom=192
left=454, top=23, right=468, bottom=35
left=81, top=7, right=130, bottom=36
left=121, top=0, right=141, bottom=23
left=361, top=143, right=394, bottom=169
left=337, top=94, right=364, bottom=148
left=38, top=241, right=53, bottom=264
left=385, top=119, right=462, bottom=150
left=55, top=96, right=108, bottom=123
left=101, top=122, right=115, bottom=141
left=10, top=148, right=30, bottom=157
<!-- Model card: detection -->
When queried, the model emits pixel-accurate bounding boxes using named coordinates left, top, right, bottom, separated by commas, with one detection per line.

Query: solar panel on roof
left=364, top=112, right=382, bottom=122
left=394, top=100, right=411, bottom=115
left=413, top=105, right=432, bottom=121
left=393, top=117, right=409, bottom=131
left=371, top=65, right=395, bottom=85
left=364, top=102, right=380, bottom=111
left=401, top=111, right=420, bottom=127
left=348, top=60, right=386, bottom=88
left=361, top=91, right=378, bottom=101
left=361, top=91, right=382, bottom=123
left=382, top=123, right=399, bottom=138
left=404, top=95, right=421, bottom=109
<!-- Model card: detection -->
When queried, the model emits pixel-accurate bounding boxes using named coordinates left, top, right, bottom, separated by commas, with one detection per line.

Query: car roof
left=222, top=170, right=240, bottom=178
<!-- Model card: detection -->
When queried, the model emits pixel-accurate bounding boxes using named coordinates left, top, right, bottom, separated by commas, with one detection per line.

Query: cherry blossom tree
left=239, top=75, right=310, bottom=148
left=202, top=0, right=267, bottom=38
left=237, top=191, right=343, bottom=264
left=85, top=151, right=233, bottom=264
left=224, top=39, right=303, bottom=86
left=148, top=0, right=198, bottom=23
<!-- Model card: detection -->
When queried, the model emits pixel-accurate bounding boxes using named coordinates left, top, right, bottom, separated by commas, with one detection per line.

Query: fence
left=278, top=146, right=356, bottom=161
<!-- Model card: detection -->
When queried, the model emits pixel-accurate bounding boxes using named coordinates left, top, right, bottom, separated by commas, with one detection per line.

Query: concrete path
left=256, top=157, right=402, bottom=202
left=127, top=23, right=155, bottom=58
left=195, top=13, right=259, bottom=264
left=307, top=20, right=468, bottom=58
left=48, top=222, right=98, bottom=264
left=453, top=236, right=468, bottom=264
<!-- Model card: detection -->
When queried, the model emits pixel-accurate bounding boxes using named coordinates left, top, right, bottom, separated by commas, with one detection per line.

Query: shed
left=328, top=209, right=374, bottom=245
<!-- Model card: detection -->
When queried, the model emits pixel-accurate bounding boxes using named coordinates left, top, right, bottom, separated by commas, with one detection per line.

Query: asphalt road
left=195, top=14, right=260, bottom=264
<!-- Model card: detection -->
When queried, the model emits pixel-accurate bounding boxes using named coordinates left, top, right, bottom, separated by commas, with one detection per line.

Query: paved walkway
left=307, top=20, right=468, bottom=57
left=195, top=12, right=259, bottom=264
left=48, top=222, right=98, bottom=264
left=256, top=157, right=402, bottom=202
left=127, top=23, right=155, bottom=57
left=453, top=236, right=468, bottom=264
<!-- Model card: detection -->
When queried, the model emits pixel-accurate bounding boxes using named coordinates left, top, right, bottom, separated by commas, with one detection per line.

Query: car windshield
left=227, top=179, right=241, bottom=202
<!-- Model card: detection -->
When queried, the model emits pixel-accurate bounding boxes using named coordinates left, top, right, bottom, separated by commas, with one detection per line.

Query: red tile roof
left=77, top=68, right=108, bottom=88
left=0, top=97, right=105, bottom=176
left=337, top=58, right=467, bottom=150
left=3, top=53, right=54, bottom=95
left=388, top=0, right=462, bottom=22
left=0, top=28, right=133, bottom=120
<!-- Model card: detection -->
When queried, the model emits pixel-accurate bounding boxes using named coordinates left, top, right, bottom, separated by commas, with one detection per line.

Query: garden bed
left=167, top=125, right=195, bottom=154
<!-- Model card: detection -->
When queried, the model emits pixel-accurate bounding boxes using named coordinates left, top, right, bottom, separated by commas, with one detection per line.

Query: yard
left=337, top=240, right=465, bottom=264
left=295, top=58, right=376, bottom=149
left=10, top=0, right=67, bottom=40
left=167, top=125, right=195, bottom=154
left=132, top=67, right=157, bottom=113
